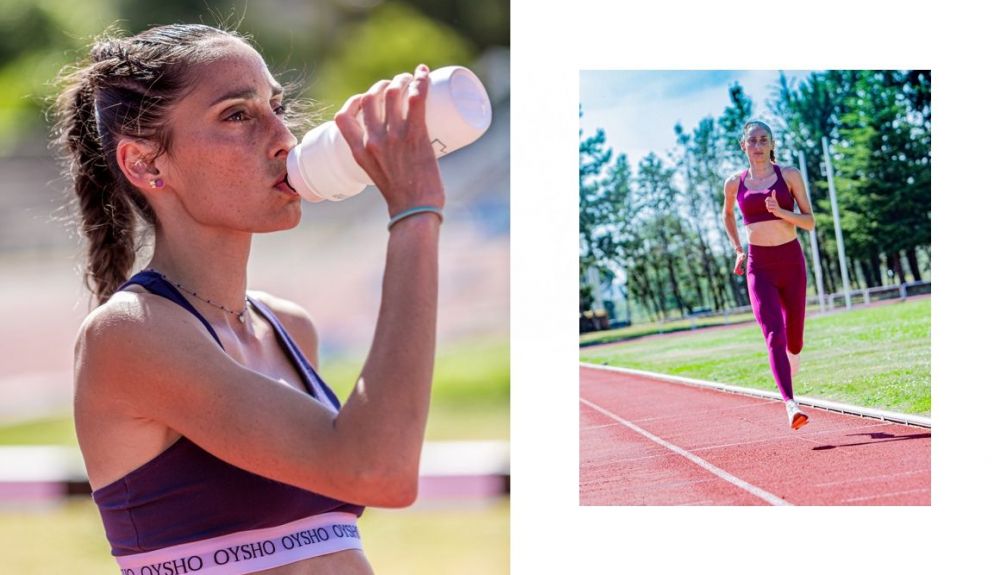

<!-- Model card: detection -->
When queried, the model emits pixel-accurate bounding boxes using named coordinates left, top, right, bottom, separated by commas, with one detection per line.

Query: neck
left=748, top=159, right=774, bottom=179
left=147, top=225, right=252, bottom=317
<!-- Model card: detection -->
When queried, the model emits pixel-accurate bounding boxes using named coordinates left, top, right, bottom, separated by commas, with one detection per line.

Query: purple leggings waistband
left=747, top=238, right=803, bottom=264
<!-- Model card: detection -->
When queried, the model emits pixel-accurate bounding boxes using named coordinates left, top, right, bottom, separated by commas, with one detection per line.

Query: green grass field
left=581, top=299, right=930, bottom=415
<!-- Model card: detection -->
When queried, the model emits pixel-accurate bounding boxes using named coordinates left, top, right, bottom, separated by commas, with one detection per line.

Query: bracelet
left=387, top=205, right=444, bottom=231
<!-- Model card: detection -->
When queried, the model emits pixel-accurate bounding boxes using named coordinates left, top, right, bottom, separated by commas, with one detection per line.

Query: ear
left=116, top=138, right=163, bottom=191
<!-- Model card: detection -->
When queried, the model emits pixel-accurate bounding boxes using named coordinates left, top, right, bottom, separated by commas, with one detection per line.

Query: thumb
left=771, top=190, right=777, bottom=200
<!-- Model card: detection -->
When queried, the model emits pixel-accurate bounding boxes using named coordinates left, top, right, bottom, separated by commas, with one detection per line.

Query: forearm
left=775, top=209, right=814, bottom=231
left=724, top=214, right=744, bottom=252
left=336, top=214, right=440, bottom=493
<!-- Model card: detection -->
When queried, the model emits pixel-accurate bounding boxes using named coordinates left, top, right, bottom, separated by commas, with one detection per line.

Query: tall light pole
left=822, top=137, right=852, bottom=310
left=798, top=150, right=825, bottom=313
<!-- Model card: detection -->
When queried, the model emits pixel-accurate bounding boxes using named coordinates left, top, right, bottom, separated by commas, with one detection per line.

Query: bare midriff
left=254, top=550, right=375, bottom=574
left=746, top=218, right=796, bottom=247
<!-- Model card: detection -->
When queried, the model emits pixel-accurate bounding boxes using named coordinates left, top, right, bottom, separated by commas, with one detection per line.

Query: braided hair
left=52, top=24, right=250, bottom=304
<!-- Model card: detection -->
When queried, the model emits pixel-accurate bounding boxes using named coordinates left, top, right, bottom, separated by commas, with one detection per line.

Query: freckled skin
left=156, top=39, right=301, bottom=234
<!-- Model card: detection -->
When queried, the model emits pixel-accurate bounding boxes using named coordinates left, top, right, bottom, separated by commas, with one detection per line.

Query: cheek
left=175, top=135, right=252, bottom=193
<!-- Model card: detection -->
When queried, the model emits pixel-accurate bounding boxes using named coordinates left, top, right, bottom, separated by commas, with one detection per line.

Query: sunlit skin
left=75, top=36, right=444, bottom=575
left=722, top=124, right=815, bottom=276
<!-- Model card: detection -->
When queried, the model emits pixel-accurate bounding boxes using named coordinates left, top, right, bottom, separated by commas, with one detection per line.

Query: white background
left=510, top=0, right=999, bottom=572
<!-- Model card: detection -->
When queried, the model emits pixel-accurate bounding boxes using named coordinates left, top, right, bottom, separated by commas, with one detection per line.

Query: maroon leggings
left=746, top=239, right=806, bottom=401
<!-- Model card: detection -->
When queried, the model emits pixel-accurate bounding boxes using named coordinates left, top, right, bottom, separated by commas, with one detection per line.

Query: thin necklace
left=145, top=267, right=250, bottom=324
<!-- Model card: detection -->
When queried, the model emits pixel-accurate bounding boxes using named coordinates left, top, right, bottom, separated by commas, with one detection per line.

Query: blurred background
left=0, top=1, right=509, bottom=573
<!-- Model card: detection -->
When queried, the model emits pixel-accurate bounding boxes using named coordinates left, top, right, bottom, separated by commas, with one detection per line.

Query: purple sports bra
left=737, top=164, right=795, bottom=225
left=92, top=270, right=363, bottom=557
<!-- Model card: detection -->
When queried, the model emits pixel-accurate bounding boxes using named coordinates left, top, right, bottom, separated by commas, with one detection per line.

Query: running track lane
left=580, top=367, right=930, bottom=505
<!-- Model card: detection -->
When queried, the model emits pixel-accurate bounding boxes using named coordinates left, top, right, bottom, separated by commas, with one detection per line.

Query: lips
left=274, top=172, right=298, bottom=196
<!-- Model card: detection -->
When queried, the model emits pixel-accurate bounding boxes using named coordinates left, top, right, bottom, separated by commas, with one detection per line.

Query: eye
left=225, top=110, right=250, bottom=122
left=273, top=103, right=287, bottom=116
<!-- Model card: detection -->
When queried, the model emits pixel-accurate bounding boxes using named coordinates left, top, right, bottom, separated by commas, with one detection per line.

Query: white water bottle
left=286, top=65, right=492, bottom=202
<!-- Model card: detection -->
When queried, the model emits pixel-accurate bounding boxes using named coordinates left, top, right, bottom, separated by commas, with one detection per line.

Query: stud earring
left=149, top=178, right=164, bottom=189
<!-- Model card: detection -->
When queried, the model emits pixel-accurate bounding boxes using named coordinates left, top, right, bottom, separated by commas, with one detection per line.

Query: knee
left=764, top=330, right=787, bottom=351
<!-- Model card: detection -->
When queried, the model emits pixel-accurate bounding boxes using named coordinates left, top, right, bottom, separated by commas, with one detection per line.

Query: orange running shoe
left=785, top=399, right=809, bottom=430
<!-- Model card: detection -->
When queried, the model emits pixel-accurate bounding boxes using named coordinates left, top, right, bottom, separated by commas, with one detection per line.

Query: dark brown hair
left=53, top=23, right=310, bottom=305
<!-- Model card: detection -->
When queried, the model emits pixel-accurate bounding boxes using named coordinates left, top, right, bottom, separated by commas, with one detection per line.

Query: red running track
left=580, top=366, right=930, bottom=506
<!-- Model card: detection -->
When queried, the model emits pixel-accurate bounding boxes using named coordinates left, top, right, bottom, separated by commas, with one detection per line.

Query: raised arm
left=75, top=65, right=443, bottom=509
left=765, top=167, right=815, bottom=231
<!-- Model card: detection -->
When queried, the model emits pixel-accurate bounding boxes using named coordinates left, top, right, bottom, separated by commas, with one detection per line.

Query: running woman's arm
left=723, top=175, right=746, bottom=275
left=764, top=167, right=815, bottom=231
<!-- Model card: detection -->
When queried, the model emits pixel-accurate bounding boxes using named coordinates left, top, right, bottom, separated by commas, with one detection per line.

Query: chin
left=256, top=202, right=302, bottom=233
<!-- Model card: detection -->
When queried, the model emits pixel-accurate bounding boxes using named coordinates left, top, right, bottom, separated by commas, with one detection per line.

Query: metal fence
left=676, top=280, right=932, bottom=330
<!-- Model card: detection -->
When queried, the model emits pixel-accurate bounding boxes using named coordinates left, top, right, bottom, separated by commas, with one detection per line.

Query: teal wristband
left=387, top=206, right=443, bottom=231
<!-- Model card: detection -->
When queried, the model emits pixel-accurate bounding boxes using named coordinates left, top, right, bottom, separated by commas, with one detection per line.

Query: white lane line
left=581, top=363, right=931, bottom=428
left=840, top=487, right=930, bottom=503
left=815, top=468, right=930, bottom=488
left=580, top=397, right=792, bottom=506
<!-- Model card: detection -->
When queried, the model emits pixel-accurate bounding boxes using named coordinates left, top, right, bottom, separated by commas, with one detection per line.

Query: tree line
left=580, top=70, right=931, bottom=323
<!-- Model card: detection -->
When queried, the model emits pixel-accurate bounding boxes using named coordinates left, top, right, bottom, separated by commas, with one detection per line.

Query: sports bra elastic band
left=114, top=511, right=362, bottom=575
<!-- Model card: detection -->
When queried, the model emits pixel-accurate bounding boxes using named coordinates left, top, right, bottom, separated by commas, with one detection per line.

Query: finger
left=361, top=79, right=391, bottom=139
left=334, top=94, right=367, bottom=159
left=405, top=64, right=431, bottom=129
left=385, top=72, right=414, bottom=135
left=771, top=190, right=777, bottom=199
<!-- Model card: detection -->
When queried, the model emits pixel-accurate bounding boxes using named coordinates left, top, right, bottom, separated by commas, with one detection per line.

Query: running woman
left=57, top=24, right=443, bottom=574
left=722, top=120, right=815, bottom=430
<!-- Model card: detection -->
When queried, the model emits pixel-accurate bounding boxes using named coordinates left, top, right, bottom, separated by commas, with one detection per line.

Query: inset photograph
left=579, top=70, right=930, bottom=506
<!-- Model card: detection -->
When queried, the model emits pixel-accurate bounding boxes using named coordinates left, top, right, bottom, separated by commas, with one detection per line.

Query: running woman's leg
left=747, top=263, right=794, bottom=401
left=779, top=244, right=807, bottom=377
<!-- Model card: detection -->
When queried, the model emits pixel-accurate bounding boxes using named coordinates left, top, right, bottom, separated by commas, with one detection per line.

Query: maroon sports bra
left=737, top=164, right=795, bottom=225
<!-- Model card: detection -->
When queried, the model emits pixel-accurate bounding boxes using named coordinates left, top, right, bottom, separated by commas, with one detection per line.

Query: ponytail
left=56, top=67, right=138, bottom=304
left=53, top=24, right=251, bottom=306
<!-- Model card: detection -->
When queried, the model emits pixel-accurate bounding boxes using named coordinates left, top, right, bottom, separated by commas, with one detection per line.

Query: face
left=741, top=125, right=773, bottom=162
left=155, top=39, right=300, bottom=233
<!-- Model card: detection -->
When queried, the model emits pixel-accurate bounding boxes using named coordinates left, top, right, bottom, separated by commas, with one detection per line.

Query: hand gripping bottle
left=286, top=66, right=492, bottom=202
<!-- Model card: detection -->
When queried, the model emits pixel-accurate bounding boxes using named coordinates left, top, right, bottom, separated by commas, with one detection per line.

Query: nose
left=269, top=112, right=298, bottom=160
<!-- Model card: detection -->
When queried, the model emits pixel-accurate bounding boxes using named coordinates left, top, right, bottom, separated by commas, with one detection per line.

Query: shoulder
left=777, top=165, right=801, bottom=178
left=777, top=165, right=804, bottom=188
left=724, top=172, right=742, bottom=194
left=74, top=290, right=228, bottom=406
left=249, top=291, right=320, bottom=362
left=76, top=289, right=219, bottom=361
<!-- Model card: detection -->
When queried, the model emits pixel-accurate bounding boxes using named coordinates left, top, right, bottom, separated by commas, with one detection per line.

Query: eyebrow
left=211, top=84, right=284, bottom=107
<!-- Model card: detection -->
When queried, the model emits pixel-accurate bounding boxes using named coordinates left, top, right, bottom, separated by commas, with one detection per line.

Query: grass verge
left=580, top=299, right=930, bottom=415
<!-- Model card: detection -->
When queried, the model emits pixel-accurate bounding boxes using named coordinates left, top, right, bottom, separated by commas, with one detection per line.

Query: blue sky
left=579, top=70, right=821, bottom=170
